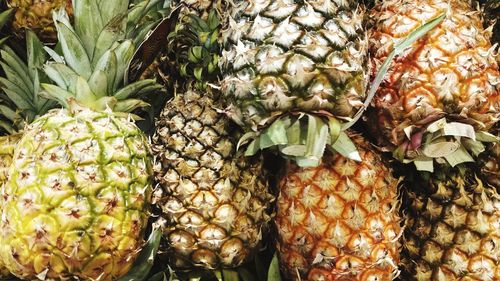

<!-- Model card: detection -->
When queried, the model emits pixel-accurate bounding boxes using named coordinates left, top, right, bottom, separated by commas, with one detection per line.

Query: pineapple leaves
left=401, top=118, right=499, bottom=171
left=331, top=131, right=362, bottom=162
left=343, top=12, right=446, bottom=130
left=73, top=0, right=104, bottom=56
left=0, top=9, right=14, bottom=29
left=267, top=254, right=282, bottom=281
left=93, top=50, right=118, bottom=95
left=221, top=270, right=239, bottom=281
left=92, top=14, right=128, bottom=66
left=88, top=70, right=109, bottom=98
left=242, top=114, right=350, bottom=167
left=55, top=19, right=93, bottom=80
left=40, top=84, right=74, bottom=108
left=0, top=48, right=33, bottom=95
left=75, top=77, right=97, bottom=103
left=44, top=63, right=79, bottom=91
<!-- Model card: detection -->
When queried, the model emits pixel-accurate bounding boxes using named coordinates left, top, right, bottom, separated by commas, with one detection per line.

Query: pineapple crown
left=0, top=31, right=58, bottom=135
left=0, top=9, right=58, bottom=135
left=41, top=0, right=165, bottom=113
left=168, top=10, right=221, bottom=90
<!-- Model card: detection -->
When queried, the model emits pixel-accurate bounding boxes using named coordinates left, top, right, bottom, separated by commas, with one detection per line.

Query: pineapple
left=401, top=165, right=499, bottom=280
left=0, top=1, right=164, bottom=279
left=6, top=0, right=73, bottom=43
left=152, top=11, right=273, bottom=270
left=220, top=0, right=369, bottom=166
left=275, top=134, right=402, bottom=280
left=367, top=0, right=500, bottom=167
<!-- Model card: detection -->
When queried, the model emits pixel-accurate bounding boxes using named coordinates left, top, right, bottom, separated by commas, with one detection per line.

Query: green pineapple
left=0, top=1, right=165, bottom=279
left=220, top=0, right=369, bottom=167
left=152, top=11, right=273, bottom=270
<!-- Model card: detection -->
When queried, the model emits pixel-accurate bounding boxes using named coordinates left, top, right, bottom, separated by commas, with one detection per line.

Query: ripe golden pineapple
left=0, top=1, right=163, bottom=279
left=275, top=134, right=402, bottom=280
left=151, top=11, right=273, bottom=270
left=401, top=165, right=499, bottom=280
left=367, top=0, right=500, bottom=165
left=7, top=0, right=73, bottom=43
left=220, top=0, right=369, bottom=165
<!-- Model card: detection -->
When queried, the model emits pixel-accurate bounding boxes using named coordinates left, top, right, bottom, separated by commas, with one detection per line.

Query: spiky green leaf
left=331, top=132, right=362, bottom=161
left=267, top=254, right=281, bottom=281
left=55, top=20, right=92, bottom=79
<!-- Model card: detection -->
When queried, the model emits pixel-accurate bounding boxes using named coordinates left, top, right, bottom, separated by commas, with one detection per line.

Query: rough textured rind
left=7, top=0, right=73, bottom=43
left=275, top=135, right=401, bottom=281
left=367, top=0, right=500, bottom=150
left=402, top=166, right=500, bottom=281
left=221, top=0, right=368, bottom=131
left=0, top=108, right=153, bottom=280
left=152, top=88, right=273, bottom=269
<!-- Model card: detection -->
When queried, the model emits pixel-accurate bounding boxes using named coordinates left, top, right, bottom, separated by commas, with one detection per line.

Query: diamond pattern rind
left=152, top=89, right=274, bottom=269
left=276, top=135, right=401, bottom=280
left=367, top=0, right=500, bottom=149
left=0, top=108, right=153, bottom=280
left=402, top=168, right=500, bottom=281
left=221, top=0, right=368, bottom=131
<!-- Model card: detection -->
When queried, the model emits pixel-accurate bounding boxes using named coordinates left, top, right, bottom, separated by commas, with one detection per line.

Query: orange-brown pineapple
left=275, top=135, right=402, bottom=281
left=368, top=0, right=499, bottom=162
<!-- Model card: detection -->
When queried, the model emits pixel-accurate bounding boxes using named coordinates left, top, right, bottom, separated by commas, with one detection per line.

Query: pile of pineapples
left=0, top=0, right=497, bottom=281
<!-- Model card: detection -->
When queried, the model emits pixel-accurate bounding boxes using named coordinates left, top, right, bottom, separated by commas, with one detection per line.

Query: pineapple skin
left=152, top=88, right=274, bottom=269
left=7, top=0, right=73, bottom=43
left=367, top=0, right=500, bottom=150
left=275, top=135, right=401, bottom=281
left=0, top=107, right=153, bottom=280
left=221, top=0, right=368, bottom=131
left=401, top=166, right=499, bottom=281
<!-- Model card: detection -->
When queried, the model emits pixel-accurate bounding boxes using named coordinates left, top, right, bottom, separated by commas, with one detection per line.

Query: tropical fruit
left=220, top=0, right=369, bottom=166
left=152, top=11, right=273, bottom=270
left=401, top=165, right=499, bottom=281
left=275, top=134, right=402, bottom=280
left=367, top=0, right=500, bottom=168
left=6, top=0, right=73, bottom=43
left=0, top=1, right=164, bottom=279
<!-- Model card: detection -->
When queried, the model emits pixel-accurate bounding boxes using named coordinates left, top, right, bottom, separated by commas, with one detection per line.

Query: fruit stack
left=0, top=0, right=497, bottom=281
